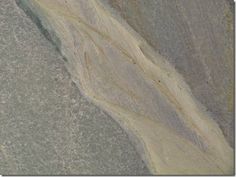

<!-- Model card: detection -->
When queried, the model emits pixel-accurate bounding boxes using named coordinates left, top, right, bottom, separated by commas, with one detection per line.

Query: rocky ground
left=0, top=0, right=149, bottom=175
left=0, top=0, right=234, bottom=175
left=106, top=0, right=234, bottom=147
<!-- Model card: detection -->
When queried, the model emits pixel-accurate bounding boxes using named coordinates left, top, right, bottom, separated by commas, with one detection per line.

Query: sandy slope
left=17, top=0, right=234, bottom=174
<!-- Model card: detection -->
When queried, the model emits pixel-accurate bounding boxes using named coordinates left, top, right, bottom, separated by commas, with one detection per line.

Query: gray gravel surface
left=0, top=0, right=149, bottom=175
left=107, top=0, right=234, bottom=146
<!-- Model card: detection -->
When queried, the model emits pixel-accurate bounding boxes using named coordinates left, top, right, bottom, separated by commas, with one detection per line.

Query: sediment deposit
left=16, top=0, right=234, bottom=175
